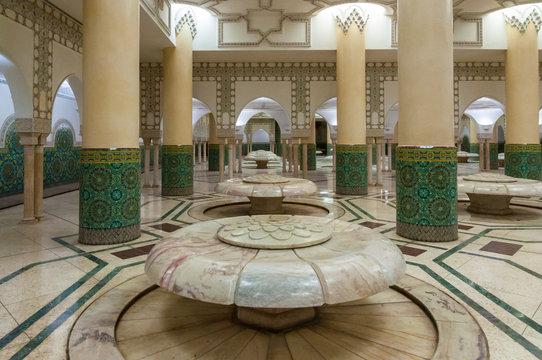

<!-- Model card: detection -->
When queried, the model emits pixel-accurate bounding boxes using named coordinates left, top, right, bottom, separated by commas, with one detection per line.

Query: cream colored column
left=270, top=141, right=274, bottom=153
left=376, top=139, right=383, bottom=186
left=193, top=143, right=196, bottom=164
left=398, top=0, right=454, bottom=147
left=162, top=21, right=193, bottom=195
left=22, top=143, right=36, bottom=223
left=478, top=139, right=485, bottom=171
left=293, top=140, right=300, bottom=178
left=397, top=0, right=456, bottom=242
left=288, top=139, right=293, bottom=173
left=505, top=18, right=540, bottom=144
left=387, top=141, right=392, bottom=172
left=198, top=141, right=202, bottom=164
left=332, top=139, right=337, bottom=172
left=336, top=9, right=366, bottom=146
left=485, top=139, right=491, bottom=171
left=238, top=141, right=242, bottom=173
left=143, top=138, right=151, bottom=187
left=219, top=143, right=225, bottom=181
left=302, top=143, right=308, bottom=179
left=153, top=137, right=160, bottom=187
left=229, top=143, right=235, bottom=178
left=34, top=135, right=46, bottom=220
left=282, top=140, right=287, bottom=173
left=203, top=142, right=207, bottom=162
left=367, top=137, right=373, bottom=185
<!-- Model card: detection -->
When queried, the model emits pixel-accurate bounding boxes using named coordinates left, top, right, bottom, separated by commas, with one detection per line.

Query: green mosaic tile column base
left=307, top=143, right=316, bottom=170
left=396, top=147, right=457, bottom=242
left=162, top=145, right=193, bottom=196
left=335, top=144, right=368, bottom=195
left=79, top=149, right=141, bottom=245
left=490, top=143, right=498, bottom=170
left=504, top=144, right=542, bottom=180
left=391, top=143, right=398, bottom=170
left=208, top=144, right=228, bottom=172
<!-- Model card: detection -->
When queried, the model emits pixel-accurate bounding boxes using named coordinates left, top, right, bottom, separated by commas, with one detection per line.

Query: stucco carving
left=503, top=6, right=542, bottom=32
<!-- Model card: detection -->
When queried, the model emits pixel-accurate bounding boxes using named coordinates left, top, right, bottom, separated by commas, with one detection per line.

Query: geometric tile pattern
left=336, top=144, right=368, bottom=195
left=505, top=144, right=542, bottom=180
left=480, top=241, right=522, bottom=256
left=396, top=146, right=458, bottom=241
left=161, top=145, right=193, bottom=196
left=79, top=148, right=141, bottom=244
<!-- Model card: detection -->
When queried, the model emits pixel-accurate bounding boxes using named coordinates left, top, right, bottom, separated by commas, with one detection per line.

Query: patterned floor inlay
left=149, top=223, right=182, bottom=232
left=1, top=162, right=542, bottom=359
left=399, top=245, right=427, bottom=257
left=111, top=248, right=148, bottom=259
left=360, top=221, right=385, bottom=229
left=69, top=275, right=488, bottom=360
left=480, top=240, right=523, bottom=256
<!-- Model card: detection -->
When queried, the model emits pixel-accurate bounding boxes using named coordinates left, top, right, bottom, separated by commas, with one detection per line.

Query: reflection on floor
left=0, top=159, right=542, bottom=359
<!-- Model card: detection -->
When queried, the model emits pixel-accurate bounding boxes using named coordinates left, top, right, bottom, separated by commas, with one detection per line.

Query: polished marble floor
left=1, top=159, right=542, bottom=359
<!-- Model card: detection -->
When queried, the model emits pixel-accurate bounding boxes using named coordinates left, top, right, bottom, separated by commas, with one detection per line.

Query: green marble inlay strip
left=409, top=261, right=542, bottom=359
left=10, top=261, right=146, bottom=359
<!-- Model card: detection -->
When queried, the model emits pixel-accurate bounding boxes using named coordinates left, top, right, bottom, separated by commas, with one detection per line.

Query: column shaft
left=396, top=0, right=457, bottom=242
left=80, top=0, right=141, bottom=244
left=153, top=138, right=160, bottom=187
left=22, top=145, right=36, bottom=223
left=367, top=139, right=373, bottom=185
left=293, top=143, right=299, bottom=178
left=302, top=143, right=308, bottom=179
left=282, top=141, right=287, bottom=173
left=34, top=138, right=45, bottom=220
left=219, top=143, right=225, bottom=182
left=229, top=143, right=234, bottom=178
left=376, top=141, right=382, bottom=186
left=143, top=138, right=151, bottom=187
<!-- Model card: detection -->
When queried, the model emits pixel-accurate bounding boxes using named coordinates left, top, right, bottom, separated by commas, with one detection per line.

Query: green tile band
left=162, top=145, right=193, bottom=196
left=336, top=144, right=368, bottom=195
left=504, top=144, right=542, bottom=180
left=208, top=144, right=229, bottom=171
left=396, top=146, right=457, bottom=242
left=79, top=148, right=141, bottom=245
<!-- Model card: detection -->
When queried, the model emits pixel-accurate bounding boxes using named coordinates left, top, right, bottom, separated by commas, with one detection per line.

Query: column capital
left=335, top=6, right=369, bottom=34
left=140, top=129, right=162, bottom=139
left=174, top=8, right=197, bottom=38
left=15, top=118, right=51, bottom=136
left=504, top=6, right=542, bottom=32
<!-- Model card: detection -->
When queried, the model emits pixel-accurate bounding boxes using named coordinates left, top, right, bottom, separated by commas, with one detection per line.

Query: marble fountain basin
left=458, top=173, right=542, bottom=215
left=215, top=174, right=317, bottom=215
left=245, top=150, right=280, bottom=169
left=457, top=151, right=479, bottom=163
left=145, top=215, right=406, bottom=330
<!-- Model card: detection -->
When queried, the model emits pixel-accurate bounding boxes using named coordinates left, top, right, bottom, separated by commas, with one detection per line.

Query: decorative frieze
left=335, top=6, right=369, bottom=34
left=504, top=7, right=542, bottom=32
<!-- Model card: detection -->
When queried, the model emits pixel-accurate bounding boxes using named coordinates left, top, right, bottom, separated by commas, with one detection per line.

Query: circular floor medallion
left=68, top=275, right=489, bottom=360
left=217, top=215, right=332, bottom=249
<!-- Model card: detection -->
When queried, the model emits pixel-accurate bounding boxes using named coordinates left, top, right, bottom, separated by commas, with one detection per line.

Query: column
left=504, top=8, right=542, bottom=179
left=203, top=141, right=207, bottom=162
left=367, top=138, right=373, bottom=186
left=302, top=143, right=308, bottom=179
left=162, top=19, right=194, bottom=196
left=376, top=139, right=383, bottom=186
left=197, top=141, right=202, bottom=164
left=143, top=137, right=151, bottom=187
left=219, top=143, right=225, bottom=181
left=335, top=6, right=368, bottom=195
left=80, top=0, right=141, bottom=244
left=396, top=0, right=456, bottom=242
left=387, top=140, right=392, bottom=172
left=152, top=137, right=160, bottom=187
left=33, top=135, right=46, bottom=221
left=21, top=141, right=36, bottom=223
left=288, top=139, right=293, bottom=173
left=478, top=139, right=486, bottom=171
left=293, top=140, right=299, bottom=178
left=229, top=142, right=235, bottom=178
left=485, top=139, right=491, bottom=171
left=270, top=141, right=274, bottom=153
left=238, top=140, right=242, bottom=173
left=332, top=139, right=337, bottom=173
left=282, top=140, right=287, bottom=173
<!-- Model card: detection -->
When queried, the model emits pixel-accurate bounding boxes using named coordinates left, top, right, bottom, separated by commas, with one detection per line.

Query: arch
left=384, top=102, right=399, bottom=139
left=463, top=97, right=505, bottom=137
left=0, top=114, right=15, bottom=148
left=192, top=97, right=212, bottom=128
left=458, top=86, right=506, bottom=122
left=235, top=97, right=291, bottom=137
left=0, top=54, right=32, bottom=119
left=314, top=97, right=337, bottom=128
left=252, top=129, right=270, bottom=143
left=50, top=77, right=81, bottom=146
left=51, top=119, right=76, bottom=145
